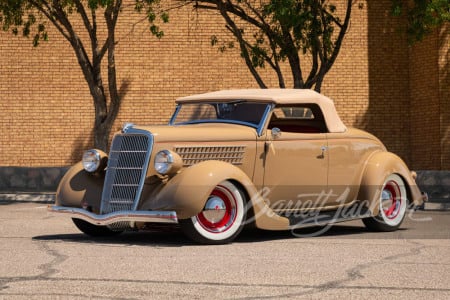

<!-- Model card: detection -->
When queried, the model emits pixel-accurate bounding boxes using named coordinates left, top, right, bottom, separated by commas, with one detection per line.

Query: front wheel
left=363, top=174, right=407, bottom=232
left=180, top=180, right=246, bottom=244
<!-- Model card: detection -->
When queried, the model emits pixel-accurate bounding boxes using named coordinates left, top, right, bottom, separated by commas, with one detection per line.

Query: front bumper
left=48, top=205, right=178, bottom=226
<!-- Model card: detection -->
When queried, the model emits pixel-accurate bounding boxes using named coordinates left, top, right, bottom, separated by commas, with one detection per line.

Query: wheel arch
left=358, top=151, right=422, bottom=215
left=151, top=160, right=289, bottom=229
left=56, top=162, right=104, bottom=212
left=227, top=178, right=256, bottom=228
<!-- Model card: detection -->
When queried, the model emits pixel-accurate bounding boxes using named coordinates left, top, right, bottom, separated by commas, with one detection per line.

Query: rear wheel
left=363, top=174, right=407, bottom=232
left=180, top=180, right=246, bottom=244
left=72, top=218, right=122, bottom=237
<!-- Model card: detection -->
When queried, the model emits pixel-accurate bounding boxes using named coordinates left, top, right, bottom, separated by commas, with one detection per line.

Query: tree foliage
left=0, top=0, right=168, bottom=151
left=193, top=0, right=353, bottom=91
left=391, top=0, right=449, bottom=43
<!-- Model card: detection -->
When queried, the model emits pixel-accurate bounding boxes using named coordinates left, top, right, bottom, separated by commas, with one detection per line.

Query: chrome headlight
left=154, top=150, right=182, bottom=175
left=82, top=149, right=107, bottom=173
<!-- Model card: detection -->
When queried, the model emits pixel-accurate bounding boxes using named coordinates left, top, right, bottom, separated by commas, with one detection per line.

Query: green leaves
left=0, top=0, right=46, bottom=46
left=211, top=35, right=234, bottom=53
left=208, top=0, right=342, bottom=66
left=139, top=0, right=169, bottom=39
left=391, top=0, right=450, bottom=43
left=0, top=0, right=170, bottom=46
left=195, top=0, right=353, bottom=90
left=150, top=24, right=164, bottom=38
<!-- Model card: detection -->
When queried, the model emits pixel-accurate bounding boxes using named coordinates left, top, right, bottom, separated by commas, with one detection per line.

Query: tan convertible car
left=49, top=89, right=426, bottom=244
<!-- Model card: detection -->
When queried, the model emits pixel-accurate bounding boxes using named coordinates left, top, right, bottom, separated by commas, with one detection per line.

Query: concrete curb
left=0, top=193, right=55, bottom=203
left=423, top=202, right=450, bottom=211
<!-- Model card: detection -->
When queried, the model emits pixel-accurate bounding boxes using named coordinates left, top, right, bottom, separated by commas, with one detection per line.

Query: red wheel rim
left=197, top=185, right=237, bottom=233
left=382, top=180, right=402, bottom=219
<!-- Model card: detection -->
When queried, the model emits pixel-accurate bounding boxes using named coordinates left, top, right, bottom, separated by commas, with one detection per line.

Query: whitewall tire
left=363, top=174, right=408, bottom=232
left=180, top=180, right=246, bottom=244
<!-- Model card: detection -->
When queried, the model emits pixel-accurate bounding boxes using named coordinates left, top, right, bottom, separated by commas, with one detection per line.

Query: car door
left=262, top=105, right=329, bottom=212
left=327, top=131, right=385, bottom=206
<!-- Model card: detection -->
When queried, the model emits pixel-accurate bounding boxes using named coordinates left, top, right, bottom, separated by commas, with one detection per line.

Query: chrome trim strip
left=288, top=213, right=372, bottom=230
left=129, top=129, right=154, bottom=211
left=175, top=119, right=259, bottom=129
left=169, top=104, right=181, bottom=125
left=48, top=205, right=178, bottom=225
left=257, top=104, right=275, bottom=137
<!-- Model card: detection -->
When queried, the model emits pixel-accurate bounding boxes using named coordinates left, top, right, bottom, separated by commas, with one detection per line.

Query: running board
left=280, top=204, right=372, bottom=229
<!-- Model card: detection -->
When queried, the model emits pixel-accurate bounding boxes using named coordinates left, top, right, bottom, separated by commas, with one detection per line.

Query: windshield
left=171, top=101, right=270, bottom=128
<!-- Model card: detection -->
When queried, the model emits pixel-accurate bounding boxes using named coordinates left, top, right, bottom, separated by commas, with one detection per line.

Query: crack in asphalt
left=2, top=292, right=134, bottom=300
left=0, top=239, right=448, bottom=299
left=1, top=275, right=450, bottom=297
left=36, top=241, right=69, bottom=278
left=235, top=240, right=430, bottom=299
left=0, top=240, right=68, bottom=293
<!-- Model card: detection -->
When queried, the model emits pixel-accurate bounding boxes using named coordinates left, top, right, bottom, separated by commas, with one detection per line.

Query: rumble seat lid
left=177, top=89, right=347, bottom=133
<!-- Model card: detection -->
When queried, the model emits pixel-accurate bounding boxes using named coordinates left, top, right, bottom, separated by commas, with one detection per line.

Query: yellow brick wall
left=438, top=24, right=450, bottom=169
left=409, top=30, right=441, bottom=169
left=0, top=1, right=446, bottom=169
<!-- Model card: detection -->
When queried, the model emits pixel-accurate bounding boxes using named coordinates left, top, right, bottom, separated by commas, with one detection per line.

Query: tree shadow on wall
left=438, top=25, right=449, bottom=168
left=70, top=79, right=132, bottom=161
left=355, top=1, right=412, bottom=165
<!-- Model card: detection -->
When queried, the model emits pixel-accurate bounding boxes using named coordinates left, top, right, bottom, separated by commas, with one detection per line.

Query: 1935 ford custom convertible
left=49, top=89, right=426, bottom=244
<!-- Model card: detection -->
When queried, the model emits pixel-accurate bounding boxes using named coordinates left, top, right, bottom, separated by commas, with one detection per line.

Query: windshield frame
left=169, top=101, right=274, bottom=136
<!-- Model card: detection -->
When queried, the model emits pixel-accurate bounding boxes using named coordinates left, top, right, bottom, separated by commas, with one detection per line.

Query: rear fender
left=358, top=151, right=422, bottom=215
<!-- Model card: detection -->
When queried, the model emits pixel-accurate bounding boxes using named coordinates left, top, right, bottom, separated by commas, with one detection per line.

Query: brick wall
left=0, top=1, right=446, bottom=170
left=439, top=24, right=450, bottom=169
left=366, top=0, right=412, bottom=165
left=409, top=23, right=449, bottom=170
left=409, top=30, right=441, bottom=170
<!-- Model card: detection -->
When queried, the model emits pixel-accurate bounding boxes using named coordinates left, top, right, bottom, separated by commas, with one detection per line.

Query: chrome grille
left=174, top=146, right=245, bottom=166
left=101, top=130, right=153, bottom=214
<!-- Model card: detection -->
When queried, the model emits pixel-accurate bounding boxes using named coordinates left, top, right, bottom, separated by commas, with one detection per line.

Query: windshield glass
left=172, top=101, right=269, bottom=128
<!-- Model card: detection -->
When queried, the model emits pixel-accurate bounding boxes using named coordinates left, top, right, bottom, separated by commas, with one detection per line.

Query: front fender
left=55, top=162, right=104, bottom=213
left=358, top=151, right=423, bottom=215
left=145, top=160, right=289, bottom=229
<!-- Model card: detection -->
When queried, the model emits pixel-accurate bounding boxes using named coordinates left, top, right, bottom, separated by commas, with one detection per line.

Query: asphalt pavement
left=0, top=202, right=449, bottom=299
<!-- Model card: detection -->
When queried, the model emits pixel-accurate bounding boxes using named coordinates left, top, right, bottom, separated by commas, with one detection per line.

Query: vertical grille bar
left=100, top=130, right=153, bottom=214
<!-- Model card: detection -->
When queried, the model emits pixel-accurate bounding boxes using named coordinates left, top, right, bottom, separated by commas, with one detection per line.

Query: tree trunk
left=93, top=116, right=111, bottom=151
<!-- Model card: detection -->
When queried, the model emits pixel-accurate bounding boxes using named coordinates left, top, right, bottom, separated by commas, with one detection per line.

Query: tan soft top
left=177, top=89, right=347, bottom=133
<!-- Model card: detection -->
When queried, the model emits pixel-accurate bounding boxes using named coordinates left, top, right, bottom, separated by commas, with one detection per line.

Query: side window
left=268, top=104, right=327, bottom=133
left=274, top=107, right=315, bottom=120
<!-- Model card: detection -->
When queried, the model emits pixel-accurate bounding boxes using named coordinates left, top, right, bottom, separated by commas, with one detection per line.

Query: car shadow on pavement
left=33, top=227, right=195, bottom=247
left=33, top=223, right=408, bottom=246
left=238, top=225, right=409, bottom=242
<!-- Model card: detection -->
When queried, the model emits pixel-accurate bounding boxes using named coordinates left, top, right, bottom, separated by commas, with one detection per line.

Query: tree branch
left=218, top=1, right=267, bottom=88
left=73, top=0, right=94, bottom=41
left=326, top=0, right=352, bottom=71
left=28, top=0, right=70, bottom=41
left=104, top=0, right=122, bottom=125
left=280, top=24, right=303, bottom=88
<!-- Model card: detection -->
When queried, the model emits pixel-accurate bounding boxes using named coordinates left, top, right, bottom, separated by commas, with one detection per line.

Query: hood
left=133, top=123, right=258, bottom=143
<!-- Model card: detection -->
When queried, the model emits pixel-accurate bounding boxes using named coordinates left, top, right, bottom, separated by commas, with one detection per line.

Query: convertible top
left=177, top=89, right=347, bottom=133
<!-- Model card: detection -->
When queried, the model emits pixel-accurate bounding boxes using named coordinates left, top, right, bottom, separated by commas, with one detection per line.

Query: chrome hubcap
left=202, top=195, right=227, bottom=223
left=196, top=185, right=237, bottom=233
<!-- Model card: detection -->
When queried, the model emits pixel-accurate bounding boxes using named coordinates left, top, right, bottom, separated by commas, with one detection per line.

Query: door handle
left=317, top=146, right=328, bottom=159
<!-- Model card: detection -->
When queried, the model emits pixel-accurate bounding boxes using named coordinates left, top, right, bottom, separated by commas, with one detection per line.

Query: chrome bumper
left=48, top=205, right=178, bottom=225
